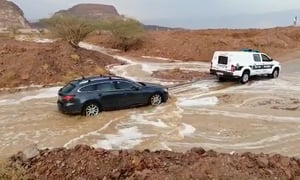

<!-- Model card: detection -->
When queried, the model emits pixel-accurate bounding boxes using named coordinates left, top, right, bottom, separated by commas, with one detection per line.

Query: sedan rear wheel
left=150, top=94, right=162, bottom=106
left=84, top=103, right=100, bottom=116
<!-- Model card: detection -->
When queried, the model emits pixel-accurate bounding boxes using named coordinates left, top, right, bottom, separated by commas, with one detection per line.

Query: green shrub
left=103, top=18, right=145, bottom=51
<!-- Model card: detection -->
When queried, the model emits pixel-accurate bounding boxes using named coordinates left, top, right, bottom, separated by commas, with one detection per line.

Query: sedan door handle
left=98, top=94, right=102, bottom=96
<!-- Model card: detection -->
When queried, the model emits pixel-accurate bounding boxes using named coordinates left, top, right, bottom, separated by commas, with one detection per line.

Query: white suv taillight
left=231, top=65, right=235, bottom=72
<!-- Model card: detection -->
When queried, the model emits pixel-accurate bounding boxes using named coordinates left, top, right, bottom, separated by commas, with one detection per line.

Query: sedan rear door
left=95, top=82, right=124, bottom=110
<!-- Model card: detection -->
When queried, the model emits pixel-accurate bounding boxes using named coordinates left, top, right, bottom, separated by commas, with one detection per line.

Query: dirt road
left=0, top=45, right=300, bottom=158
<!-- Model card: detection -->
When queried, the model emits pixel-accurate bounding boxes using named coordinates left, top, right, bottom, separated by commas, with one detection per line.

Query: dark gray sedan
left=57, top=75, right=169, bottom=116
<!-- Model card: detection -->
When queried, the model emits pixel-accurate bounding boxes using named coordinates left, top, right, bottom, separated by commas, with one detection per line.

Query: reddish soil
left=152, top=68, right=211, bottom=81
left=0, top=37, right=118, bottom=88
left=10, top=145, right=300, bottom=179
left=86, top=26, right=300, bottom=62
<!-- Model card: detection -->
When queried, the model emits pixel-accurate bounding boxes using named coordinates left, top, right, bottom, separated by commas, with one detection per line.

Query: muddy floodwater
left=1, top=48, right=300, bottom=158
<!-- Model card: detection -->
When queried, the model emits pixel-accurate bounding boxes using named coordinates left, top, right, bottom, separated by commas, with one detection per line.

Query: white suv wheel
left=272, top=69, right=279, bottom=78
left=241, top=72, right=249, bottom=84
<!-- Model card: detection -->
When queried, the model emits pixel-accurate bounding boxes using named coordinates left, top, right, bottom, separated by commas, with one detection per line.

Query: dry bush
left=70, top=54, right=81, bottom=62
left=41, top=15, right=97, bottom=48
left=0, top=72, right=18, bottom=87
left=62, top=71, right=80, bottom=82
left=94, top=66, right=109, bottom=75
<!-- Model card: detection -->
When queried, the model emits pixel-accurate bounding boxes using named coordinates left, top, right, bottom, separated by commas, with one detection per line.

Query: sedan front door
left=95, top=82, right=124, bottom=110
left=114, top=80, right=145, bottom=108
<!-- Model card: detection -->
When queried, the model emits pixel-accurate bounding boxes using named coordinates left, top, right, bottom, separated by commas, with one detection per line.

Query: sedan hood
left=139, top=82, right=166, bottom=89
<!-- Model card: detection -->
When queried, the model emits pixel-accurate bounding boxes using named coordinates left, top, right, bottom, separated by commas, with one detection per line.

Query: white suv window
left=262, top=54, right=271, bottom=62
left=253, top=54, right=261, bottom=62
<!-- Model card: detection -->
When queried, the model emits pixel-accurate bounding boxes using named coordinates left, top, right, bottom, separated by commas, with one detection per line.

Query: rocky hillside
left=0, top=0, right=30, bottom=28
left=54, top=3, right=120, bottom=19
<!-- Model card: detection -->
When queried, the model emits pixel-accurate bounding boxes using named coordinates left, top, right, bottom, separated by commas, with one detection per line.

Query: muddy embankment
left=86, top=26, right=300, bottom=61
left=8, top=145, right=300, bottom=179
left=0, top=37, right=118, bottom=88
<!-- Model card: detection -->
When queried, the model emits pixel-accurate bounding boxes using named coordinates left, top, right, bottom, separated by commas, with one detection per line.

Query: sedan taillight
left=62, top=95, right=74, bottom=101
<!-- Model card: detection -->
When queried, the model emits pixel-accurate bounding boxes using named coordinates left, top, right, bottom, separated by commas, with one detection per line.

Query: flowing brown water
left=0, top=45, right=300, bottom=158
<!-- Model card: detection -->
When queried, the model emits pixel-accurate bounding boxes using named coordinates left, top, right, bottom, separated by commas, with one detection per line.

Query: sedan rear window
left=115, top=81, right=137, bottom=90
left=61, top=83, right=75, bottom=93
left=80, top=85, right=97, bottom=92
left=97, top=82, right=115, bottom=91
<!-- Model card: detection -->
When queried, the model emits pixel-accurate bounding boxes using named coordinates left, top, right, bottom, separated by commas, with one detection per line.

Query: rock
left=0, top=0, right=30, bottom=28
left=110, top=150, right=119, bottom=156
left=10, top=151, right=26, bottom=164
left=132, top=169, right=153, bottom=179
left=281, top=157, right=291, bottom=167
left=190, top=147, right=206, bottom=155
left=22, top=144, right=39, bottom=159
left=284, top=169, right=292, bottom=179
left=21, top=74, right=29, bottom=80
left=257, top=157, right=269, bottom=168
left=294, top=176, right=300, bottom=180
left=205, top=150, right=218, bottom=157
left=75, top=177, right=86, bottom=180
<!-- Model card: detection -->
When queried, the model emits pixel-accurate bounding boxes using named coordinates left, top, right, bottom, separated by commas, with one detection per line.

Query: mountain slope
left=54, top=3, right=120, bottom=19
left=0, top=0, right=30, bottom=28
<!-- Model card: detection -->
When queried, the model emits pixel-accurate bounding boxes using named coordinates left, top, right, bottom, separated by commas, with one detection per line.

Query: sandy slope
left=86, top=26, right=300, bottom=61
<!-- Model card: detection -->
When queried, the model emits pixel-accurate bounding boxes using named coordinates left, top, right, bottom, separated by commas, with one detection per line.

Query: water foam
left=0, top=87, right=60, bottom=106
left=179, top=123, right=196, bottom=137
left=94, top=126, right=155, bottom=149
left=177, top=96, right=218, bottom=107
left=127, top=114, right=169, bottom=128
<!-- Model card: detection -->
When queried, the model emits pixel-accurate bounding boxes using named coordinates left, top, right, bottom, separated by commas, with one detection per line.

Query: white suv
left=210, top=49, right=281, bottom=84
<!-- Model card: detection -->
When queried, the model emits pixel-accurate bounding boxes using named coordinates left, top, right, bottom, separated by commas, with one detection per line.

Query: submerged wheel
left=240, top=71, right=250, bottom=84
left=83, top=103, right=101, bottom=116
left=271, top=69, right=279, bottom=79
left=218, top=76, right=226, bottom=82
left=150, top=94, right=162, bottom=106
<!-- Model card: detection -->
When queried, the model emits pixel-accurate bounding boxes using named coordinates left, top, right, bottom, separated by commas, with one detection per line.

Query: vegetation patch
left=0, top=159, right=29, bottom=180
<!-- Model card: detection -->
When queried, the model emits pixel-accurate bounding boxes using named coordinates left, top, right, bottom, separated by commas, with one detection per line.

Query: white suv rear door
left=251, top=54, right=264, bottom=75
